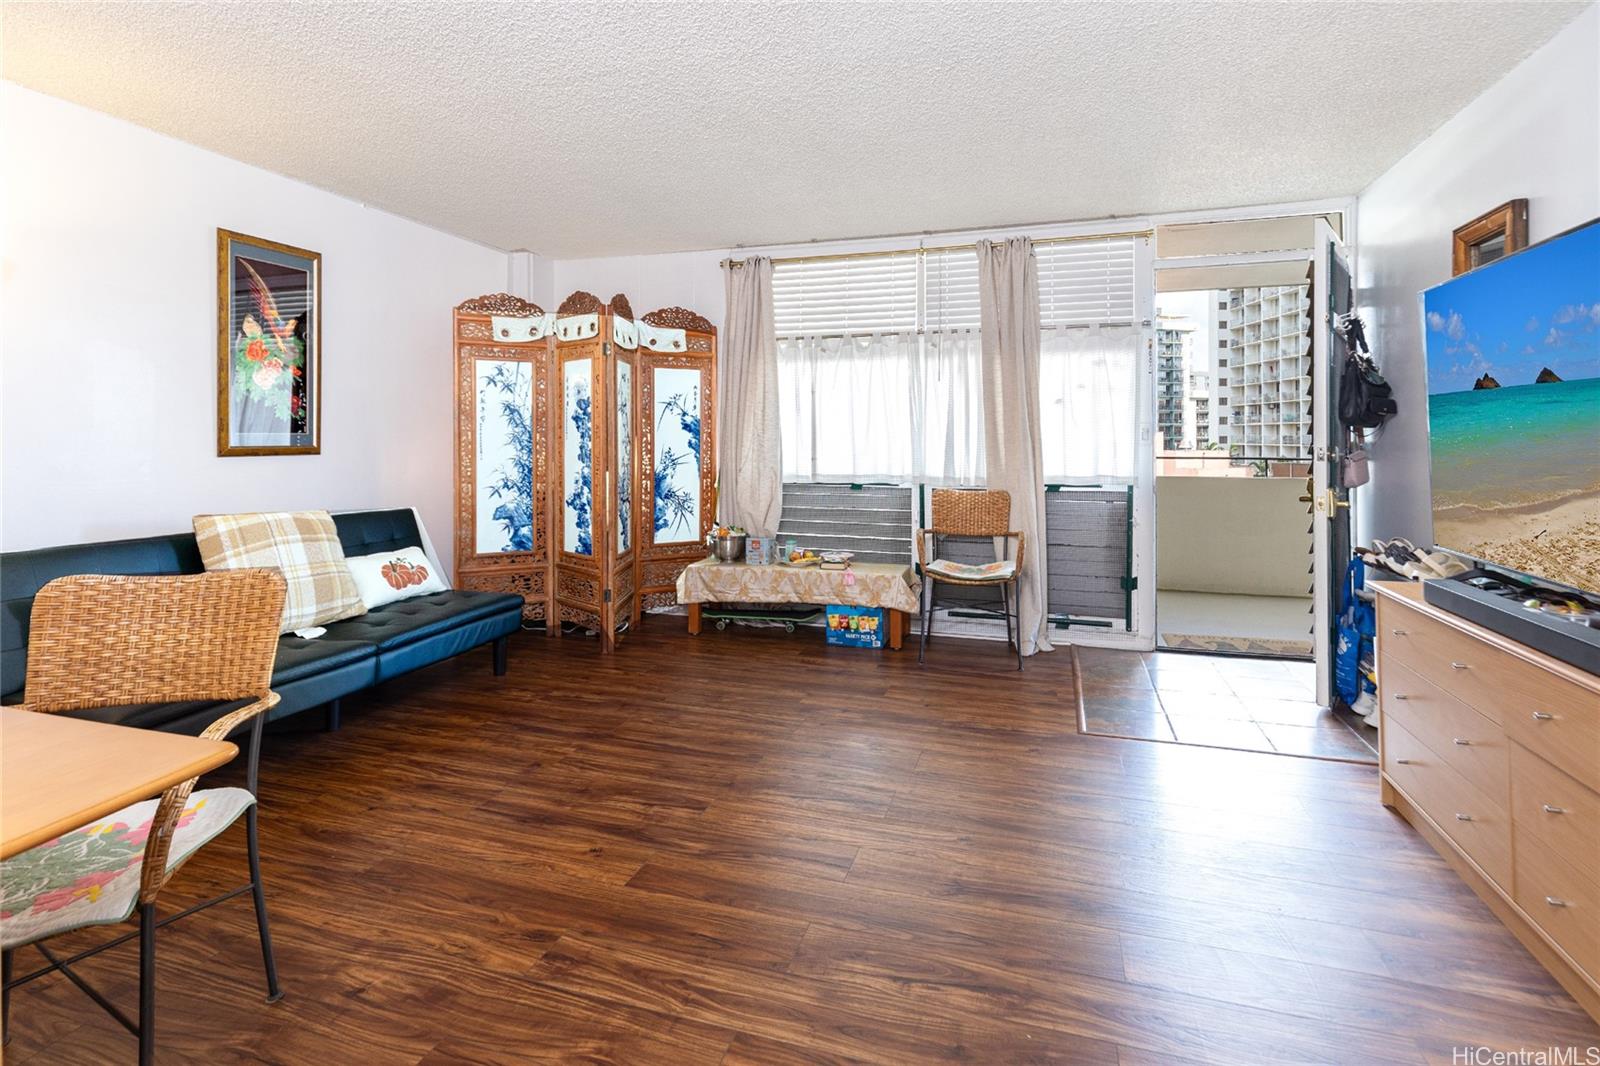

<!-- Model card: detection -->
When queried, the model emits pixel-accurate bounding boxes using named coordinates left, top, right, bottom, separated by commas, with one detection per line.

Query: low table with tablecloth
left=675, top=557, right=921, bottom=650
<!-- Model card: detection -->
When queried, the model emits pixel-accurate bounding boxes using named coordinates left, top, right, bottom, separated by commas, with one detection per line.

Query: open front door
left=1310, top=219, right=1352, bottom=707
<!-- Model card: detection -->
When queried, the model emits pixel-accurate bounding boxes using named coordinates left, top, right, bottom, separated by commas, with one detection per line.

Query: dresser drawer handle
left=1543, top=804, right=1568, bottom=815
left=1391, top=628, right=1407, bottom=636
left=1449, top=662, right=1470, bottom=670
left=1392, top=694, right=1410, bottom=701
left=1546, top=896, right=1569, bottom=908
left=1454, top=813, right=1473, bottom=822
left=1532, top=711, right=1555, bottom=721
left=1452, top=737, right=1471, bottom=746
left=1395, top=758, right=1414, bottom=765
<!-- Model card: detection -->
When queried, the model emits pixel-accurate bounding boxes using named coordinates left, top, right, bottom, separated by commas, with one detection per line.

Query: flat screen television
left=1422, top=217, right=1600, bottom=596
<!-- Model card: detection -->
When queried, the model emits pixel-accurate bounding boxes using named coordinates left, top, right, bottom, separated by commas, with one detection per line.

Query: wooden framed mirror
left=1452, top=199, right=1528, bottom=276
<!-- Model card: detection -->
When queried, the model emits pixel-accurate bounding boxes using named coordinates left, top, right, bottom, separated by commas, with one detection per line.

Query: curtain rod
left=776, top=321, right=1146, bottom=341
left=721, top=228, right=1152, bottom=269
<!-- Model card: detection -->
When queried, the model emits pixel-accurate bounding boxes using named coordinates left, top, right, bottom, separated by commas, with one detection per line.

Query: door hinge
left=1120, top=576, right=1138, bottom=591
left=604, top=588, right=612, bottom=603
left=603, top=342, right=611, bottom=356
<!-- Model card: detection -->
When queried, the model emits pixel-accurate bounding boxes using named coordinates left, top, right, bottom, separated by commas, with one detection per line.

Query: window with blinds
left=771, top=232, right=1141, bottom=636
left=772, top=255, right=918, bottom=336
left=922, top=248, right=980, bottom=331
left=1037, top=236, right=1137, bottom=327
left=772, top=236, right=1137, bottom=336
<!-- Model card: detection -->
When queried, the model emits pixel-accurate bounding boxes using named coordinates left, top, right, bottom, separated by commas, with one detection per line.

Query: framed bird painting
left=216, top=229, right=321, bottom=455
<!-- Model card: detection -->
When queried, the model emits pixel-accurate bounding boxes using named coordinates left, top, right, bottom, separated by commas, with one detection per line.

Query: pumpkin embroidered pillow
left=345, top=546, right=446, bottom=609
left=193, top=510, right=366, bottom=633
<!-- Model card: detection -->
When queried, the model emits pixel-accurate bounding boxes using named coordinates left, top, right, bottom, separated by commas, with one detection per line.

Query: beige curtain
left=977, top=237, right=1052, bottom=656
left=719, top=256, right=784, bottom=535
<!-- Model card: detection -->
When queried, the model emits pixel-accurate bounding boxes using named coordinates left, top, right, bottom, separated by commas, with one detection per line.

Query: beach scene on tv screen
left=1425, top=221, right=1600, bottom=594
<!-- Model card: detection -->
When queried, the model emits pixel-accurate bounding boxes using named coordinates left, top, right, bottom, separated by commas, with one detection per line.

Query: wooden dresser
left=1375, top=581, right=1600, bottom=1021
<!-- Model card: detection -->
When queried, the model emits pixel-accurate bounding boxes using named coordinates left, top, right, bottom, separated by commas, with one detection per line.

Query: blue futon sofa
left=1, top=509, right=523, bottom=733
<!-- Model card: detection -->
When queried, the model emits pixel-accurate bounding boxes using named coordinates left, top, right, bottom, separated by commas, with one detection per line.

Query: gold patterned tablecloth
left=675, top=557, right=921, bottom=613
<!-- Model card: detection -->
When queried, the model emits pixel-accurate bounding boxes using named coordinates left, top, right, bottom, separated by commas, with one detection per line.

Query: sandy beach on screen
left=1434, top=488, right=1600, bottom=593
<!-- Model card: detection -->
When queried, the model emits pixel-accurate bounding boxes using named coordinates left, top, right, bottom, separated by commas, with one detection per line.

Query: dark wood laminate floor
left=8, top=624, right=1597, bottom=1064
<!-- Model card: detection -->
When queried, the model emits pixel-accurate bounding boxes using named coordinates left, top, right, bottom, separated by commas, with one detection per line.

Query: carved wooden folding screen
left=453, top=293, right=553, bottom=622
left=453, top=292, right=716, bottom=646
left=553, top=292, right=640, bottom=651
left=636, top=307, right=718, bottom=609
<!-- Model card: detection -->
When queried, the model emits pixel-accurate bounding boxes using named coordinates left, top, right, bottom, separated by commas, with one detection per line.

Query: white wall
left=550, top=251, right=726, bottom=330
left=508, top=250, right=555, bottom=307
left=1, top=84, right=515, bottom=574
left=1354, top=4, right=1600, bottom=547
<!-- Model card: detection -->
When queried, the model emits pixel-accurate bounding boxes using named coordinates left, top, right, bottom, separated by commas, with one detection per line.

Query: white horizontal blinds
left=1038, top=236, right=1140, bottom=483
left=772, top=255, right=918, bottom=337
left=772, top=232, right=1139, bottom=487
left=772, top=237, right=1136, bottom=333
left=922, top=248, right=980, bottom=332
left=1037, top=237, right=1137, bottom=327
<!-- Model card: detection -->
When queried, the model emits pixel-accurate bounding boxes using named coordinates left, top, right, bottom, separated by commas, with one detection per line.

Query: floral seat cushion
left=925, top=558, right=1017, bottom=582
left=0, top=787, right=254, bottom=950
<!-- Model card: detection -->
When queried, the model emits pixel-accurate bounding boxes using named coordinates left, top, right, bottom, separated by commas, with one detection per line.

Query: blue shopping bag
left=1334, top=556, right=1375, bottom=707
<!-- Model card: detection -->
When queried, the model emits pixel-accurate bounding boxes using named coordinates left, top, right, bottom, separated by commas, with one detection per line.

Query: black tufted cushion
left=62, top=698, right=257, bottom=736
left=331, top=509, right=426, bottom=560
left=0, top=691, right=257, bottom=736
left=321, top=590, right=520, bottom=651
left=375, top=609, right=518, bottom=683
left=1, top=533, right=203, bottom=697
left=272, top=636, right=378, bottom=684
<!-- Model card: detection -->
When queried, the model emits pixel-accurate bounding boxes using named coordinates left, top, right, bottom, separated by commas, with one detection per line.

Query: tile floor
left=1076, top=645, right=1377, bottom=763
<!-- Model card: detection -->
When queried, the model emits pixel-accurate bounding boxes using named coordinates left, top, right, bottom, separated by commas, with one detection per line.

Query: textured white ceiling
left=5, top=1, right=1587, bottom=258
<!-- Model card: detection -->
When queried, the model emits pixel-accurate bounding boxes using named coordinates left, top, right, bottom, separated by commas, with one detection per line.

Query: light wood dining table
left=0, top=707, right=238, bottom=860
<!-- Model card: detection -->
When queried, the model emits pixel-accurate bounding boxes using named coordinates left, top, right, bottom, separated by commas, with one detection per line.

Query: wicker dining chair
left=0, top=569, right=286, bottom=1065
left=916, top=488, right=1025, bottom=670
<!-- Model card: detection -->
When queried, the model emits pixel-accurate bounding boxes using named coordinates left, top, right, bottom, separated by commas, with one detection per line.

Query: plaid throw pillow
left=193, top=511, right=366, bottom=633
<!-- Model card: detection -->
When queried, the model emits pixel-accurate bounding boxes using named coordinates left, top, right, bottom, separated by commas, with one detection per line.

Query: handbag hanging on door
left=1337, top=315, right=1398, bottom=430
left=1341, top=427, right=1370, bottom=487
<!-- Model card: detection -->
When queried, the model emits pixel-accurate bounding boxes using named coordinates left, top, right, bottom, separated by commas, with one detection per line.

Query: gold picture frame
left=217, top=229, right=322, bottom=455
left=1452, top=199, right=1528, bottom=277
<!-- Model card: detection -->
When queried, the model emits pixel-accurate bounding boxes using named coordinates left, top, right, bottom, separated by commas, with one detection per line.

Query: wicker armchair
left=0, top=569, right=286, bottom=1065
left=916, top=489, right=1025, bottom=670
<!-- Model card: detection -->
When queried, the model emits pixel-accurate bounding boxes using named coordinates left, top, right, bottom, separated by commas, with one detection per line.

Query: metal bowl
left=711, top=533, right=747, bottom=563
